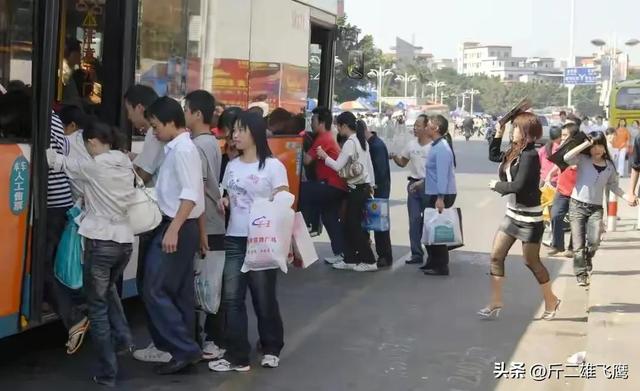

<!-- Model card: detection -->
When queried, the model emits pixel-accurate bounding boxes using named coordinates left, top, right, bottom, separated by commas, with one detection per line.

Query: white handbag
left=128, top=170, right=162, bottom=235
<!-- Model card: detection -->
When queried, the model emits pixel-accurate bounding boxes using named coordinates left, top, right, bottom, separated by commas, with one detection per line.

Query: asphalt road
left=0, top=139, right=587, bottom=391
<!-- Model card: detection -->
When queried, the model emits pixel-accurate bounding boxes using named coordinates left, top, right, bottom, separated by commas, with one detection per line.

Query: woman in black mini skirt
left=478, top=112, right=561, bottom=321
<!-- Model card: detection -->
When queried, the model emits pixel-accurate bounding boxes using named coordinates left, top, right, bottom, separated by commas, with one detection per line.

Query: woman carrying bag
left=563, top=131, right=637, bottom=287
left=317, top=111, right=378, bottom=272
left=209, top=111, right=289, bottom=372
left=479, top=112, right=560, bottom=321
left=422, top=115, right=457, bottom=276
left=47, top=121, right=136, bottom=387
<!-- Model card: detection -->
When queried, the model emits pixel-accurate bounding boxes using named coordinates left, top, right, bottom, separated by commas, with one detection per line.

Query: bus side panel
left=0, top=145, right=30, bottom=339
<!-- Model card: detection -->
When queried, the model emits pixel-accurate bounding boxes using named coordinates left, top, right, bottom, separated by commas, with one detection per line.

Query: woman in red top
left=546, top=123, right=579, bottom=257
left=538, top=127, right=562, bottom=186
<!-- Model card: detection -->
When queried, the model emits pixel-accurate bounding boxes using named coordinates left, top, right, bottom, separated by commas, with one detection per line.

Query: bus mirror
left=347, top=50, right=364, bottom=80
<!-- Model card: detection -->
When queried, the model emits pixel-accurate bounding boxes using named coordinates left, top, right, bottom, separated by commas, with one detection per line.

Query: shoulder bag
left=128, top=170, right=162, bottom=235
left=338, top=139, right=365, bottom=180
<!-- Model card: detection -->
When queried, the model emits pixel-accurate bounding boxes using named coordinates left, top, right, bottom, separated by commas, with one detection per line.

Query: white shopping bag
left=243, top=194, right=295, bottom=273
left=421, top=207, right=463, bottom=247
left=291, top=212, right=319, bottom=268
left=194, top=251, right=225, bottom=314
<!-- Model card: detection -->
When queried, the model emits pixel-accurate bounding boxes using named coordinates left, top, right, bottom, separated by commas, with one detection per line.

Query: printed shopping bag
left=362, top=198, right=390, bottom=232
left=244, top=194, right=295, bottom=273
left=291, top=212, right=319, bottom=268
left=421, top=207, right=463, bottom=247
left=54, top=206, right=84, bottom=289
left=194, top=250, right=225, bottom=314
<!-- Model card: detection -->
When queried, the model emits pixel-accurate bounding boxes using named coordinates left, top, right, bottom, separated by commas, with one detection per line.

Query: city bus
left=0, top=0, right=339, bottom=339
left=609, top=79, right=640, bottom=127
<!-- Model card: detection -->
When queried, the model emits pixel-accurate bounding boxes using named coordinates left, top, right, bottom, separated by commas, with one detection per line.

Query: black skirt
left=499, top=215, right=544, bottom=243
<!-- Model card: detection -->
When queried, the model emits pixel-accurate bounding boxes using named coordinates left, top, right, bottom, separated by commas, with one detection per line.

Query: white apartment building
left=458, top=42, right=561, bottom=83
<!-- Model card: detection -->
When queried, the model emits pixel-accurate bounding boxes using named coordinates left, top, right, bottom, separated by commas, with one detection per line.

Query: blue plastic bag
left=362, top=198, right=390, bottom=232
left=54, top=207, right=83, bottom=289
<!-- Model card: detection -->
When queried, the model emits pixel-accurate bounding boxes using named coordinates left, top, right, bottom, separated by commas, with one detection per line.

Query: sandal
left=66, top=317, right=90, bottom=354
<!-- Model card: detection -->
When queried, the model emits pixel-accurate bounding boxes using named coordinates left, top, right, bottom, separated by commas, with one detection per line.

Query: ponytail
left=83, top=120, right=126, bottom=151
left=444, top=132, right=457, bottom=168
left=355, top=119, right=368, bottom=151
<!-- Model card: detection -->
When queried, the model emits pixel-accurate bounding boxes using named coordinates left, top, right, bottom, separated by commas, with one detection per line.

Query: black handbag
left=548, top=132, right=588, bottom=171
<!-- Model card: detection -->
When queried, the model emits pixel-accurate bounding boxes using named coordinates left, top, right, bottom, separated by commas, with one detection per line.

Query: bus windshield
left=615, top=87, right=640, bottom=110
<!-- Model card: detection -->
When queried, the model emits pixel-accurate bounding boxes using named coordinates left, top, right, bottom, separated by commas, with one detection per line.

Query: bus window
left=616, top=87, right=640, bottom=111
left=56, top=0, right=107, bottom=116
left=136, top=0, right=202, bottom=105
left=0, top=0, right=33, bottom=142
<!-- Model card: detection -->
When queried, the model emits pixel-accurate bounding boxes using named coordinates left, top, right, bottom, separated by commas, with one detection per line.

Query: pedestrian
left=563, top=131, right=637, bottom=286
left=141, top=96, right=204, bottom=374
left=479, top=113, right=561, bottom=320
left=538, top=126, right=562, bottom=186
left=58, top=105, right=91, bottom=200
left=47, top=121, right=135, bottom=387
left=544, top=123, right=580, bottom=258
left=422, top=115, right=457, bottom=276
left=612, top=119, right=631, bottom=177
left=301, top=107, right=347, bottom=264
left=45, top=111, right=89, bottom=355
left=209, top=111, right=288, bottom=372
left=591, top=116, right=607, bottom=134
left=267, top=107, right=292, bottom=136
left=123, top=85, right=175, bottom=365
left=317, top=111, right=378, bottom=272
left=363, top=120, right=393, bottom=268
left=389, top=113, right=431, bottom=266
left=183, top=90, right=226, bottom=361
left=219, top=107, right=243, bottom=183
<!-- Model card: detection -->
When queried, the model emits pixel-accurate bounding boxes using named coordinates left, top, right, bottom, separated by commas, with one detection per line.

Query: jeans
left=407, top=181, right=427, bottom=262
left=44, top=207, right=85, bottom=330
left=569, top=199, right=603, bottom=278
left=84, top=239, right=133, bottom=383
left=424, top=194, right=457, bottom=270
left=135, top=229, right=162, bottom=346
left=221, top=237, right=284, bottom=366
left=143, top=219, right=201, bottom=362
left=550, top=193, right=571, bottom=251
left=300, top=181, right=346, bottom=255
left=344, top=184, right=376, bottom=264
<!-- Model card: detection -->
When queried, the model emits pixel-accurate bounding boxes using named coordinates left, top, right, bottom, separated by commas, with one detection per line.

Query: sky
left=344, top=0, right=640, bottom=65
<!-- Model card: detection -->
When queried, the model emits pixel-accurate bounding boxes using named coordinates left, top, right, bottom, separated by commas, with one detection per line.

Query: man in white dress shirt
left=141, top=97, right=205, bottom=375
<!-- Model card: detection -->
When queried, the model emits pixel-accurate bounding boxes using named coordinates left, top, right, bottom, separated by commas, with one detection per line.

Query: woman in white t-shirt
left=317, top=111, right=377, bottom=272
left=209, top=111, right=289, bottom=373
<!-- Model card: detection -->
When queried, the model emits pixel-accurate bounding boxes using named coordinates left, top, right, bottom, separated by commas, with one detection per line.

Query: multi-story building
left=458, top=42, right=562, bottom=83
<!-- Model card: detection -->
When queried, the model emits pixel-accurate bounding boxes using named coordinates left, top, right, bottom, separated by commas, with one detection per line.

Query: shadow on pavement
left=592, top=270, right=640, bottom=276
left=589, top=303, right=640, bottom=314
left=0, top=244, right=571, bottom=391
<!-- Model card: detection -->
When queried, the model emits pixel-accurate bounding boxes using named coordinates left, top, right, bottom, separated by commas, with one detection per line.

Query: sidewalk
left=583, top=200, right=640, bottom=389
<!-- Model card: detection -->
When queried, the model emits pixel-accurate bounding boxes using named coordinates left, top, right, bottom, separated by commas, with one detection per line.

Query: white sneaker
left=202, top=341, right=225, bottom=360
left=208, top=358, right=250, bottom=372
left=133, top=343, right=172, bottom=363
left=353, top=263, right=378, bottom=272
left=324, top=254, right=344, bottom=264
left=332, top=260, right=356, bottom=270
left=261, top=354, right=280, bottom=368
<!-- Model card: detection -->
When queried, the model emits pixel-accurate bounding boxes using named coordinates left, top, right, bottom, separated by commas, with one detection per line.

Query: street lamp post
left=465, top=89, right=480, bottom=114
left=427, top=80, right=447, bottom=104
left=440, top=92, right=449, bottom=105
left=395, top=73, right=418, bottom=98
left=367, top=66, right=394, bottom=115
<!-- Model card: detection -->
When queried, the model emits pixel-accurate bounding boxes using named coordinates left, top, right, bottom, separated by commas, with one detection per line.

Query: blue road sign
left=564, top=67, right=598, bottom=85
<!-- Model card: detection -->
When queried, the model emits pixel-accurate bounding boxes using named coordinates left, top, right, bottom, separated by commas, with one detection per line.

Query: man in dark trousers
left=362, top=120, right=393, bottom=268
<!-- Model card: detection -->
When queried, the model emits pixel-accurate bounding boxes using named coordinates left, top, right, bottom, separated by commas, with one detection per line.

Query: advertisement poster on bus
left=280, top=64, right=309, bottom=114
left=212, top=58, right=249, bottom=108
left=249, top=62, right=281, bottom=113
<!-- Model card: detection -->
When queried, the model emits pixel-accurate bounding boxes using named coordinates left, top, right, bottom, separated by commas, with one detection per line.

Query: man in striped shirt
left=45, top=111, right=88, bottom=354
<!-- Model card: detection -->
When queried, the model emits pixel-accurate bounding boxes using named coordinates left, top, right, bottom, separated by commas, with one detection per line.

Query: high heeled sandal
left=542, top=299, right=561, bottom=321
left=477, top=306, right=502, bottom=320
